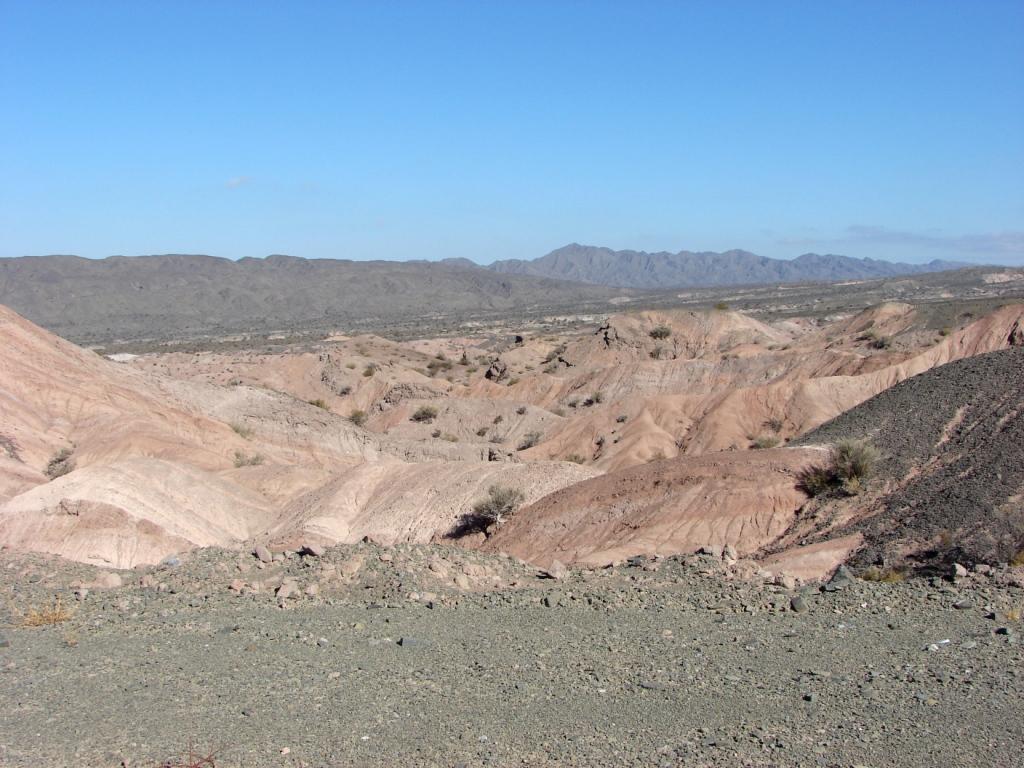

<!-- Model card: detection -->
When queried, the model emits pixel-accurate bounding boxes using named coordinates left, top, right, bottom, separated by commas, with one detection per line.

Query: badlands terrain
left=1, top=267, right=1024, bottom=766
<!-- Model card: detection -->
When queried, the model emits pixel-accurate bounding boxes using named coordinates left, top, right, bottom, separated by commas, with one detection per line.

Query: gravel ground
left=2, top=545, right=1024, bottom=768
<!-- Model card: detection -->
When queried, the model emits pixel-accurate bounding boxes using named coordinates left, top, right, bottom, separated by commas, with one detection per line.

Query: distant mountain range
left=0, top=246, right=972, bottom=344
left=487, top=243, right=968, bottom=288
left=0, top=254, right=622, bottom=344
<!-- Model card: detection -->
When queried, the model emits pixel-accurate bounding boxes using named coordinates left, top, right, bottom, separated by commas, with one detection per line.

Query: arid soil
left=1, top=291, right=1022, bottom=577
left=2, top=544, right=1024, bottom=768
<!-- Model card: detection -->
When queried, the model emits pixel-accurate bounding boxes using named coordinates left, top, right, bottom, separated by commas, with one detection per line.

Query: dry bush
left=751, top=435, right=780, bottom=450
left=21, top=596, right=73, bottom=627
left=45, top=447, right=75, bottom=480
left=156, top=744, right=219, bottom=768
left=233, top=451, right=264, bottom=468
left=649, top=325, right=671, bottom=340
left=229, top=422, right=252, bottom=439
left=307, top=398, right=329, bottom=410
left=411, top=405, right=439, bottom=423
left=565, top=454, right=586, bottom=464
left=861, top=566, right=907, bottom=583
left=517, top=431, right=542, bottom=451
left=451, top=485, right=526, bottom=538
left=348, top=409, right=368, bottom=427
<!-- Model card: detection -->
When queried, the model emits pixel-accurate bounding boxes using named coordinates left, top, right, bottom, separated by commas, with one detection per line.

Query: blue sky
left=2, top=1, right=1022, bottom=264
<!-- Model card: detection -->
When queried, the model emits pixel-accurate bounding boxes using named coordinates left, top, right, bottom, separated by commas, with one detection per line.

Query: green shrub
left=649, top=325, right=672, bottom=340
left=798, top=439, right=879, bottom=496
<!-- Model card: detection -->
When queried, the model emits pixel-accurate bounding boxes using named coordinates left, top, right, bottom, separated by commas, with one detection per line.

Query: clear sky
left=2, top=1, right=1022, bottom=264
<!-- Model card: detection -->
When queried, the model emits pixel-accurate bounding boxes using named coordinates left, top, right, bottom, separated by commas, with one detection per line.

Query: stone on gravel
left=253, top=545, right=272, bottom=564
left=398, top=637, right=428, bottom=648
left=543, top=560, right=568, bottom=580
left=303, top=543, right=326, bottom=558
left=823, top=565, right=854, bottom=592
left=790, top=595, right=808, bottom=613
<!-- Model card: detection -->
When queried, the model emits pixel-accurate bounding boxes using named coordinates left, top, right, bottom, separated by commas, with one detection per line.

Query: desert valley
left=3, top=3, right=1023, bottom=765
left=2, top=256, right=1024, bottom=766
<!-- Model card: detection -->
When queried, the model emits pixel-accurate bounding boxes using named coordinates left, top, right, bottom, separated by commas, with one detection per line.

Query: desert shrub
left=650, top=346, right=664, bottom=360
left=488, top=434, right=505, bottom=444
left=649, top=449, right=667, bottom=462
left=337, top=384, right=353, bottom=396
left=45, top=447, right=75, bottom=480
left=21, top=596, right=73, bottom=627
left=751, top=435, right=780, bottom=450
left=763, top=417, right=784, bottom=433
left=431, top=429, right=442, bottom=438
left=345, top=362, right=357, bottom=370
left=798, top=440, right=879, bottom=496
left=493, top=415, right=503, bottom=424
left=349, top=409, right=368, bottom=427
left=649, top=325, right=672, bottom=340
left=411, top=405, right=439, bottom=423
left=870, top=336, right=891, bottom=350
left=714, top=301, right=730, bottom=311
left=476, top=426, right=489, bottom=437
left=861, top=566, right=907, bottom=583
left=451, top=485, right=526, bottom=537
left=233, top=451, right=264, bottom=468
left=796, top=464, right=835, bottom=497
left=517, top=431, right=542, bottom=450
left=427, top=358, right=453, bottom=376
left=616, top=414, right=628, bottom=423
left=516, top=405, right=527, bottom=415
left=565, top=454, right=586, bottom=464
left=230, top=422, right=253, bottom=439
left=362, top=364, right=376, bottom=377
left=551, top=407, right=566, bottom=417
left=568, top=398, right=579, bottom=408
left=308, top=398, right=329, bottom=410
left=832, top=439, right=879, bottom=483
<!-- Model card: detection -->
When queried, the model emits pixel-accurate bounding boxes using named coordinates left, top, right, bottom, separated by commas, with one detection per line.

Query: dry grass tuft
left=21, top=596, right=73, bottom=626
